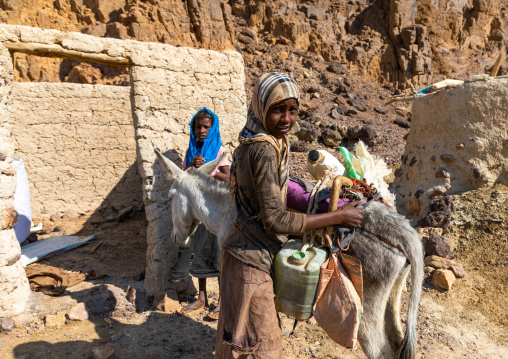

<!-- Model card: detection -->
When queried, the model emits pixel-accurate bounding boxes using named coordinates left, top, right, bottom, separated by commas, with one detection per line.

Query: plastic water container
left=273, top=240, right=328, bottom=321
left=306, top=149, right=346, bottom=180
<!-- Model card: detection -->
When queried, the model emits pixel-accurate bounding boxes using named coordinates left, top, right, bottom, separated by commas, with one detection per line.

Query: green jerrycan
left=273, top=240, right=328, bottom=321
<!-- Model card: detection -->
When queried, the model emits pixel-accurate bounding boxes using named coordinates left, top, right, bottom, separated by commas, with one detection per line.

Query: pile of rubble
left=416, top=195, right=465, bottom=291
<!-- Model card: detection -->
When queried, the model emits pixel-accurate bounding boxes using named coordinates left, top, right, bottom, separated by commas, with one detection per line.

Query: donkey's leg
left=357, top=253, right=404, bottom=359
left=351, top=231, right=407, bottom=359
left=385, top=264, right=411, bottom=353
left=358, top=280, right=396, bottom=359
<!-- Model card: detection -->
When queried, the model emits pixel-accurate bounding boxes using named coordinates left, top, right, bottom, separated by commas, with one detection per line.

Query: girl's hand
left=333, top=200, right=364, bottom=228
left=305, top=200, right=363, bottom=231
left=190, top=155, right=205, bottom=168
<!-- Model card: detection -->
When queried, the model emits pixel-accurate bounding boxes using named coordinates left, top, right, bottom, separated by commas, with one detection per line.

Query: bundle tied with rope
left=302, top=170, right=353, bottom=248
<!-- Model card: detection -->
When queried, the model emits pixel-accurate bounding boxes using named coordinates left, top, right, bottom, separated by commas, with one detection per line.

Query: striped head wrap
left=232, top=72, right=300, bottom=197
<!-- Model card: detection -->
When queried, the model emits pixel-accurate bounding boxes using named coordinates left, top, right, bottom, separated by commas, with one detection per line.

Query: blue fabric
left=184, top=107, right=222, bottom=166
left=417, top=85, right=432, bottom=94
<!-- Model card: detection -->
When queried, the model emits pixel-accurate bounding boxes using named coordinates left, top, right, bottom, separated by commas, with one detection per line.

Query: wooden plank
left=3, top=41, right=131, bottom=67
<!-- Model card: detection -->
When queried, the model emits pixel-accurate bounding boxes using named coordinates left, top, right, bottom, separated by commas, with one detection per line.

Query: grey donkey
left=155, top=149, right=424, bottom=359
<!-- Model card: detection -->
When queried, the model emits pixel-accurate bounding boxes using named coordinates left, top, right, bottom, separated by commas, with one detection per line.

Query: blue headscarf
left=184, top=107, right=222, bottom=167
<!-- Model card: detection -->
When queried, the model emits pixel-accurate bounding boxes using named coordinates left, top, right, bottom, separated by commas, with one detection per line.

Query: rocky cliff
left=1, top=0, right=506, bottom=89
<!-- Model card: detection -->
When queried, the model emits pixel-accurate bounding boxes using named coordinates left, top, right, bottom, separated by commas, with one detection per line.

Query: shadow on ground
left=12, top=286, right=216, bottom=359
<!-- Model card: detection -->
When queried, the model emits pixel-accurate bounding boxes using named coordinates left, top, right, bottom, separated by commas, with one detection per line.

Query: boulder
left=321, top=128, right=342, bottom=147
left=277, top=51, right=289, bottom=61
left=327, top=62, right=348, bottom=74
left=153, top=290, right=180, bottom=313
left=418, top=195, right=455, bottom=229
left=0, top=317, right=14, bottom=332
left=92, top=343, right=115, bottom=359
left=67, top=302, right=89, bottom=321
left=395, top=107, right=411, bottom=117
left=290, top=141, right=308, bottom=153
left=424, top=255, right=465, bottom=278
left=423, top=233, right=452, bottom=258
left=431, top=269, right=456, bottom=290
left=125, top=285, right=150, bottom=312
left=44, top=312, right=67, bottom=327
left=330, top=108, right=345, bottom=120
left=394, top=118, right=410, bottom=128
left=347, top=92, right=366, bottom=112
left=85, top=285, right=121, bottom=314
left=295, top=123, right=320, bottom=143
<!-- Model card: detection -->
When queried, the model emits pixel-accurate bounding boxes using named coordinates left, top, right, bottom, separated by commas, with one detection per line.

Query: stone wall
left=394, top=75, right=508, bottom=217
left=10, top=82, right=140, bottom=220
left=0, top=43, right=30, bottom=317
left=0, top=24, right=247, bottom=296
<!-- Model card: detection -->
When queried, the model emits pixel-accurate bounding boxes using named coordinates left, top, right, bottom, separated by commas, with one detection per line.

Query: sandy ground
left=1, top=185, right=507, bottom=359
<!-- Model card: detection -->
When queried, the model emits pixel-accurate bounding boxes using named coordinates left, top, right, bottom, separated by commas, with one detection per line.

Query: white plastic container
left=306, top=149, right=346, bottom=180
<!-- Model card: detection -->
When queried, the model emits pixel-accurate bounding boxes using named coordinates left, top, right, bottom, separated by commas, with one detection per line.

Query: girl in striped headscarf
left=215, top=73, right=363, bottom=358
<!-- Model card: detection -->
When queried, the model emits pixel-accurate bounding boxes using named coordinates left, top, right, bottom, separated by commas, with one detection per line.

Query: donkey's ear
left=154, top=148, right=184, bottom=180
left=198, top=153, right=226, bottom=175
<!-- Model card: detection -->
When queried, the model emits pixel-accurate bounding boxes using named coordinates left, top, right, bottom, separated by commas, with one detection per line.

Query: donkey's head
left=154, top=148, right=225, bottom=246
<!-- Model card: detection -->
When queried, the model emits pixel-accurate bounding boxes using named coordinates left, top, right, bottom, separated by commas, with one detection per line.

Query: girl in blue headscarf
left=172, top=107, right=229, bottom=319
left=183, top=107, right=230, bottom=181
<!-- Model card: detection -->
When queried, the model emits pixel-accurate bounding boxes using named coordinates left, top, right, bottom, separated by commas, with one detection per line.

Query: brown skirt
left=215, top=249, right=282, bottom=359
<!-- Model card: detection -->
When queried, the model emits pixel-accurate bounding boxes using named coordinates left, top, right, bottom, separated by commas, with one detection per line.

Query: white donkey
left=155, top=149, right=424, bottom=359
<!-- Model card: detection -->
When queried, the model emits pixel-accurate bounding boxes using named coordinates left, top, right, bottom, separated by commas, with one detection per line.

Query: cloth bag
left=312, top=252, right=363, bottom=349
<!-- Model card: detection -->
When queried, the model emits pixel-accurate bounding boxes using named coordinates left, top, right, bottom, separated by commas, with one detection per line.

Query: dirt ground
left=1, top=183, right=507, bottom=359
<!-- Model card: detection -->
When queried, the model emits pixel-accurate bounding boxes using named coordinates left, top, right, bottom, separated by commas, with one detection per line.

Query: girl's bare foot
left=179, top=298, right=206, bottom=315
left=208, top=300, right=220, bottom=320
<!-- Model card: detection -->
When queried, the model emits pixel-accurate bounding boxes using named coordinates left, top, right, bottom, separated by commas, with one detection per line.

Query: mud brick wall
left=131, top=46, right=247, bottom=296
left=0, top=24, right=247, bottom=296
left=0, top=43, right=30, bottom=317
left=10, top=83, right=140, bottom=220
left=394, top=75, right=508, bottom=217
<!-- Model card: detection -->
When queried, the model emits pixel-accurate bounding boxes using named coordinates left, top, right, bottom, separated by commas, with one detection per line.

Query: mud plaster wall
left=131, top=50, right=247, bottom=296
left=0, top=43, right=30, bottom=317
left=10, top=82, right=141, bottom=220
left=0, top=24, right=248, bottom=296
left=395, top=75, right=508, bottom=217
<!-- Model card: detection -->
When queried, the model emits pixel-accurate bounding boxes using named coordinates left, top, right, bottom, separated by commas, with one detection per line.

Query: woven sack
left=312, top=252, right=363, bottom=349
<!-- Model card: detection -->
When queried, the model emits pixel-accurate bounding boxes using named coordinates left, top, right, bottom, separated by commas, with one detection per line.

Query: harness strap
left=365, top=230, right=405, bottom=254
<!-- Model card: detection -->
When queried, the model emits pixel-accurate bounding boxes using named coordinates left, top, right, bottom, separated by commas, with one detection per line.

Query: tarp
left=20, top=233, right=99, bottom=267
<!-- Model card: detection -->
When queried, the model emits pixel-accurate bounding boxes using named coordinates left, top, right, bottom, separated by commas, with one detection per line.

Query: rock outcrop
left=0, top=0, right=234, bottom=49
left=1, top=1, right=506, bottom=89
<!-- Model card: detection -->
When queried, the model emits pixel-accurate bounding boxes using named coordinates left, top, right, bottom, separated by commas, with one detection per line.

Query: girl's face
left=265, top=98, right=298, bottom=139
left=194, top=117, right=213, bottom=142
